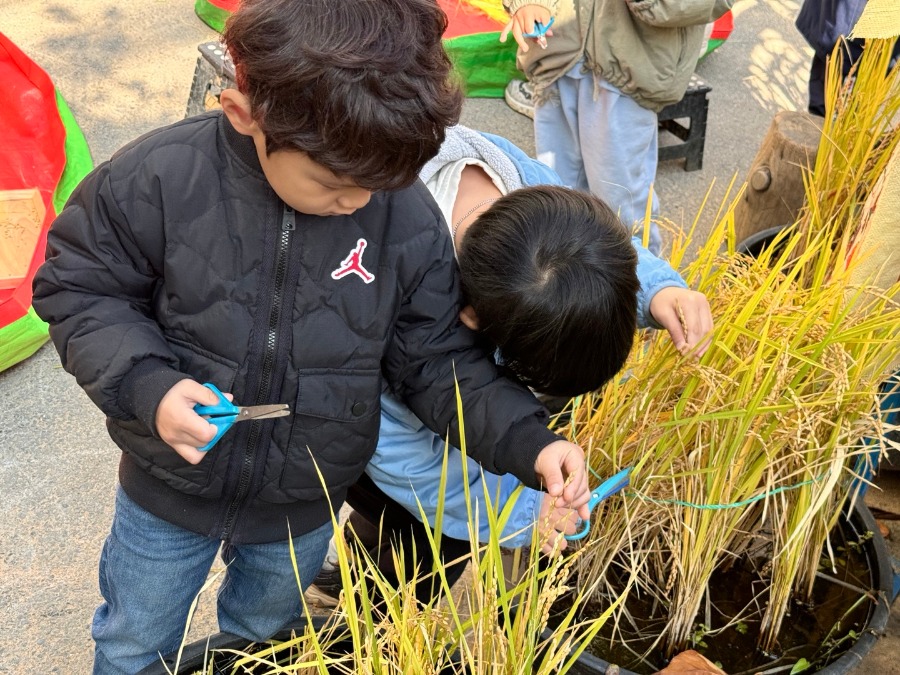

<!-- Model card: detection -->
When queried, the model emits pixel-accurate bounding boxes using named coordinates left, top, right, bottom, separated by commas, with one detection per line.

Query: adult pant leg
left=808, top=53, right=827, bottom=117
left=576, top=77, right=662, bottom=255
left=92, top=487, right=220, bottom=675
left=534, top=71, right=589, bottom=192
left=217, top=520, right=332, bottom=640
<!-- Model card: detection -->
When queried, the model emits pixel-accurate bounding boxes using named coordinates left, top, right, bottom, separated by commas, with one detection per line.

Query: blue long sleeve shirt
left=366, top=129, right=687, bottom=547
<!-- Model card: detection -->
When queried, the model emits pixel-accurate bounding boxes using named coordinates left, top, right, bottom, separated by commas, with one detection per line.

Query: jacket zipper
left=221, top=204, right=295, bottom=538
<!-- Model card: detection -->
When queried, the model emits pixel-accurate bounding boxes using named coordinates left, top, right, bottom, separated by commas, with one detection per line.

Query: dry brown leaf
left=653, top=650, right=727, bottom=675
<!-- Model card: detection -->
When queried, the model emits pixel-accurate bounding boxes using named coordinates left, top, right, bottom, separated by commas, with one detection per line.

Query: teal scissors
left=193, top=383, right=290, bottom=451
left=565, top=466, right=633, bottom=541
left=523, top=17, right=554, bottom=49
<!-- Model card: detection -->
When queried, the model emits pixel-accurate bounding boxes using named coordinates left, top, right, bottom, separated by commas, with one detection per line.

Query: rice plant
left=562, top=37, right=900, bottom=659
left=170, top=380, right=624, bottom=674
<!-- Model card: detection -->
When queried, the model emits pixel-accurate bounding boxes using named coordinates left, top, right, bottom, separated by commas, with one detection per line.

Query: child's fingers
left=511, top=21, right=531, bottom=53
left=542, top=464, right=564, bottom=497
left=541, top=533, right=568, bottom=556
left=172, top=442, right=209, bottom=465
left=168, top=420, right=217, bottom=451
left=577, top=502, right=590, bottom=521
left=500, top=17, right=532, bottom=52
left=689, top=302, right=715, bottom=356
left=560, top=455, right=589, bottom=507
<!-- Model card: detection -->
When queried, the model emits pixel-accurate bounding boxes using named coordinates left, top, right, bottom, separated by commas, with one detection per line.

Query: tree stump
left=733, top=111, right=823, bottom=246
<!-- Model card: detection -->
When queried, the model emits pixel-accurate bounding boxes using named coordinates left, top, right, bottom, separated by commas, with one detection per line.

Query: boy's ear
left=459, top=305, right=480, bottom=331
left=219, top=89, right=259, bottom=137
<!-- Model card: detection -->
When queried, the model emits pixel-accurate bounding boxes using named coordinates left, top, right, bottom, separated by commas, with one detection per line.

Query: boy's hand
left=500, top=5, right=553, bottom=53
left=534, top=440, right=590, bottom=519
left=536, top=494, right=580, bottom=555
left=649, top=287, right=714, bottom=357
left=156, top=379, right=223, bottom=464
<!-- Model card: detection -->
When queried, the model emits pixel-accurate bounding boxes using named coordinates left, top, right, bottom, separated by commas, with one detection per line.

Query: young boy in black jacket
left=31, top=1, right=589, bottom=672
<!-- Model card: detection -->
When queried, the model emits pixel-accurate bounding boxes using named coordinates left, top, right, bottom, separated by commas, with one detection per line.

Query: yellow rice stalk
left=203, top=379, right=621, bottom=674
left=561, top=35, right=900, bottom=658
left=565, top=207, right=900, bottom=656
left=797, top=37, right=900, bottom=287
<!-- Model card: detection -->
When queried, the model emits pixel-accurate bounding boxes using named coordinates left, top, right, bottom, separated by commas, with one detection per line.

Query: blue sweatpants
left=534, top=61, right=662, bottom=255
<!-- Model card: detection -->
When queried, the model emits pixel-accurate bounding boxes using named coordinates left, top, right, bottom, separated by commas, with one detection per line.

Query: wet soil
left=550, top=517, right=877, bottom=674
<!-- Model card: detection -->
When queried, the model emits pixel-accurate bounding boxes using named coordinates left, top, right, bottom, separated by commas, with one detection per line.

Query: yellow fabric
left=465, top=0, right=510, bottom=23
left=851, top=0, right=900, bottom=39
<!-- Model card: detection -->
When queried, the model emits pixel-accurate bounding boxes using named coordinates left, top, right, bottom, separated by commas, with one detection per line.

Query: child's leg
left=217, top=521, right=332, bottom=640
left=346, top=474, right=471, bottom=603
left=576, top=77, right=662, bottom=255
left=534, top=71, right=589, bottom=192
left=92, top=487, right=220, bottom=675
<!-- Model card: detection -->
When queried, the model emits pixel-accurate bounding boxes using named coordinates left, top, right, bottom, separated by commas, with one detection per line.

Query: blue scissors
left=523, top=17, right=554, bottom=49
left=193, top=383, right=290, bottom=451
left=565, top=466, right=633, bottom=541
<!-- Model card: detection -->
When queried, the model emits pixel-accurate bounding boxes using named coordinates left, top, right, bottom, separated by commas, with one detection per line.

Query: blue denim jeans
left=534, top=61, right=662, bottom=256
left=92, top=487, right=332, bottom=674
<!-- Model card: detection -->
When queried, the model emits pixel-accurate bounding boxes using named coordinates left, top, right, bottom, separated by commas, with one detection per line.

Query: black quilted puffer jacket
left=33, top=112, right=558, bottom=544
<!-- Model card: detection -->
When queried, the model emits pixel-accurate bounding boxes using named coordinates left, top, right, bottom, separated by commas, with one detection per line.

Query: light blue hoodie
left=365, top=126, right=687, bottom=548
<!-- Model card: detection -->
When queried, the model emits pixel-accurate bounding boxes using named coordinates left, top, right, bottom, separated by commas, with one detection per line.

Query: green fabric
left=703, top=38, right=725, bottom=58
left=194, top=0, right=230, bottom=33
left=443, top=32, right=520, bottom=98
left=0, top=307, right=48, bottom=372
left=52, top=91, right=93, bottom=213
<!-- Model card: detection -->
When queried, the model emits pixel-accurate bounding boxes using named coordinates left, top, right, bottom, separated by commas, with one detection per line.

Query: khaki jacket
left=505, top=0, right=733, bottom=112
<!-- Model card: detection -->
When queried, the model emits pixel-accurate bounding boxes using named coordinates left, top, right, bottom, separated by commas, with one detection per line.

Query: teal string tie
left=587, top=466, right=824, bottom=511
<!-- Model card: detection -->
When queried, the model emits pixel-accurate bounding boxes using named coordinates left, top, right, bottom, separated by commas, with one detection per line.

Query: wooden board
left=0, top=189, right=45, bottom=290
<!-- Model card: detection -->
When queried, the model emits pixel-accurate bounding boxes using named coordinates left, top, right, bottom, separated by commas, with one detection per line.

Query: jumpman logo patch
left=331, top=238, right=375, bottom=284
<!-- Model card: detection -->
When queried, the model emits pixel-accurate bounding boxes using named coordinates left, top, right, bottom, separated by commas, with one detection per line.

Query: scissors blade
left=234, top=404, right=291, bottom=422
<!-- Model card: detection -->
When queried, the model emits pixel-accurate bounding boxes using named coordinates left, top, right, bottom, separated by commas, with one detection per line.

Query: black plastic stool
left=185, top=41, right=235, bottom=118
left=657, top=73, right=711, bottom=172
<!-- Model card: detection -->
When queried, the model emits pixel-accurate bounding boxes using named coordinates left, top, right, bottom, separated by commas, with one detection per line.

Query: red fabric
left=207, top=0, right=239, bottom=10
left=0, top=32, right=66, bottom=327
left=439, top=0, right=504, bottom=40
left=710, top=11, right=734, bottom=41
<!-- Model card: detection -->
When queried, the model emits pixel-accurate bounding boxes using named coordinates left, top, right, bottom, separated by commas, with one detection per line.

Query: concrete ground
left=1, top=0, right=898, bottom=672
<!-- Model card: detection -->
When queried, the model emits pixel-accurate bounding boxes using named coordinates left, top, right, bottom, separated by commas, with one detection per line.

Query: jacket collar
left=220, top=111, right=264, bottom=175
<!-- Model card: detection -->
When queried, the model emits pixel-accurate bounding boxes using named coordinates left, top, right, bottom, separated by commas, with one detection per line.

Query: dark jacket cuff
left=494, top=414, right=563, bottom=491
left=118, top=358, right=191, bottom=437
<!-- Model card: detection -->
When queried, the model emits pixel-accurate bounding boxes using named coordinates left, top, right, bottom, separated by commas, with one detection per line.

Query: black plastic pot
left=137, top=615, right=338, bottom=675
left=735, top=224, right=789, bottom=258
left=551, top=502, right=894, bottom=675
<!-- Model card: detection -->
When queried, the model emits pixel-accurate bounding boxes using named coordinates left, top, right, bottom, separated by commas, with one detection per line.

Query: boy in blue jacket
left=31, top=3, right=590, bottom=673
left=318, top=126, right=713, bottom=602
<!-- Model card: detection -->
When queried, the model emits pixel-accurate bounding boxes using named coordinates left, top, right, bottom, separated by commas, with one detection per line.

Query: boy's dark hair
left=458, top=186, right=640, bottom=397
left=224, top=0, right=462, bottom=190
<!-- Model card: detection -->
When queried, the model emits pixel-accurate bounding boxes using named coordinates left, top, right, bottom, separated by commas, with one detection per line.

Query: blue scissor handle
left=522, top=16, right=554, bottom=38
left=565, top=466, right=633, bottom=541
left=193, top=382, right=238, bottom=452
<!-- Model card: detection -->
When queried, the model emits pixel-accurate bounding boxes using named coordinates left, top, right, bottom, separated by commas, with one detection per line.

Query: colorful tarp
left=0, top=32, right=92, bottom=372
left=194, top=0, right=733, bottom=98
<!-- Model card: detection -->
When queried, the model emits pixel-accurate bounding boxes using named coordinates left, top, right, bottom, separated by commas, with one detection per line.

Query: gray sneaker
left=305, top=536, right=343, bottom=607
left=504, top=79, right=536, bottom=119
